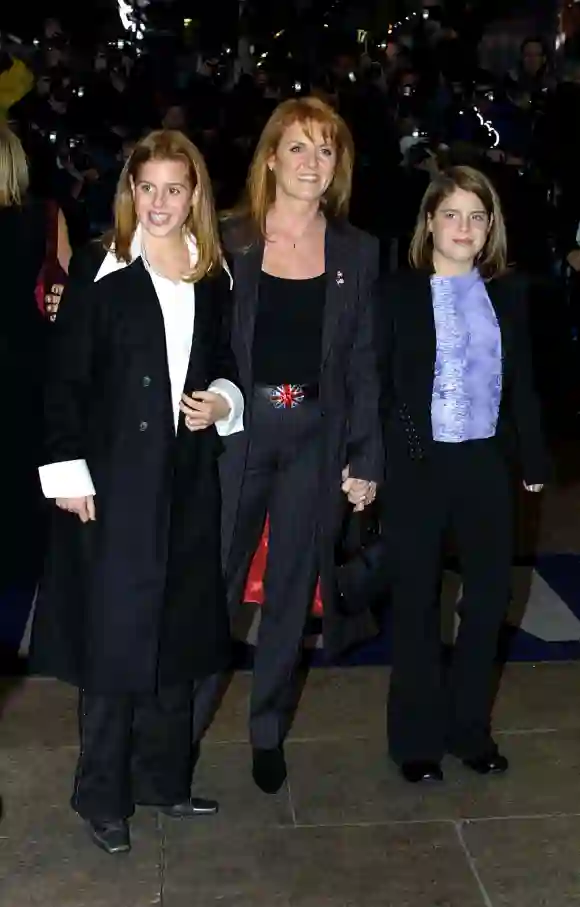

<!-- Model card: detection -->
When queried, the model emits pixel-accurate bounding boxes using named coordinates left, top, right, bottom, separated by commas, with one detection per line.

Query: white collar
left=95, top=224, right=232, bottom=287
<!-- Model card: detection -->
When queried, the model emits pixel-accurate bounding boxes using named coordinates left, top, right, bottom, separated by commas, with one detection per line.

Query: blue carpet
left=3, top=554, right=580, bottom=673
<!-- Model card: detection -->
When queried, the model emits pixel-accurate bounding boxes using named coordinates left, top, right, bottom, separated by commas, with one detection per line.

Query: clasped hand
left=180, top=391, right=230, bottom=431
left=341, top=466, right=377, bottom=512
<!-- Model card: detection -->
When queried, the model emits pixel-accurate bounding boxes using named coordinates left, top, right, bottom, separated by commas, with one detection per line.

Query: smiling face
left=268, top=120, right=337, bottom=205
left=132, top=158, right=194, bottom=240
left=428, top=187, right=490, bottom=274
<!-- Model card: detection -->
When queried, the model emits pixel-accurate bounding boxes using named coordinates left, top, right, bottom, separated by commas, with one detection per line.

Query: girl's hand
left=180, top=391, right=230, bottom=431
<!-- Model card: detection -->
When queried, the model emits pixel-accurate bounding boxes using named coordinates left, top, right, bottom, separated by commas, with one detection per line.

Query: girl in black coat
left=31, top=130, right=244, bottom=854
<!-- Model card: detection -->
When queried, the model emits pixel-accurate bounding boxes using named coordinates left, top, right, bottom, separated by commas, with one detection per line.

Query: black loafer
left=87, top=818, right=131, bottom=854
left=252, top=746, right=287, bottom=794
left=462, top=751, right=509, bottom=775
left=157, top=797, right=219, bottom=818
left=400, top=761, right=444, bottom=784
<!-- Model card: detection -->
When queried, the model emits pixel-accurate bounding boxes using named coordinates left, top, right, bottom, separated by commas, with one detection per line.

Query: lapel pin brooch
left=336, top=270, right=344, bottom=285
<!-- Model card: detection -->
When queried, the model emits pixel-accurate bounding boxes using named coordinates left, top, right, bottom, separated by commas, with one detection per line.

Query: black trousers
left=72, top=684, right=194, bottom=822
left=384, top=439, right=513, bottom=764
left=226, top=391, right=323, bottom=749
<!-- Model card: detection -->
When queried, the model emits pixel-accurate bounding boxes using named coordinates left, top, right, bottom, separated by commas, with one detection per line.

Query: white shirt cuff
left=39, top=459, right=96, bottom=499
left=208, top=378, right=244, bottom=436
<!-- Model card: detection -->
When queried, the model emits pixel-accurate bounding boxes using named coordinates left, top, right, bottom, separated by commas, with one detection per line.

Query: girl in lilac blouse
left=375, top=166, right=549, bottom=785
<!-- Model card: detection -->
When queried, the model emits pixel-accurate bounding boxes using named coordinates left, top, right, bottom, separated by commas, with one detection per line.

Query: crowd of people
left=1, top=14, right=579, bottom=267
left=0, top=8, right=575, bottom=860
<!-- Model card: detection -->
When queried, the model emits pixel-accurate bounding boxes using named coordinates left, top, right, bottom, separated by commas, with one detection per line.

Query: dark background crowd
left=1, top=1, right=580, bottom=449
left=1, top=3, right=578, bottom=262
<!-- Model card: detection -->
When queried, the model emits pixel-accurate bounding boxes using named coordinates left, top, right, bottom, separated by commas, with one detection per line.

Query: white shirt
left=39, top=227, right=243, bottom=499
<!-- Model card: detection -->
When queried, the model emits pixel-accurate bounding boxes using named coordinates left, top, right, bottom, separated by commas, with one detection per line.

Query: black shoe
left=157, top=797, right=219, bottom=818
left=462, top=751, right=509, bottom=775
left=400, top=761, right=444, bottom=784
left=252, top=746, right=287, bottom=794
left=87, top=818, right=131, bottom=854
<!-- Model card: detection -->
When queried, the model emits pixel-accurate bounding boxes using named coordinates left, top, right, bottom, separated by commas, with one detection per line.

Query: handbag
left=335, top=500, right=388, bottom=615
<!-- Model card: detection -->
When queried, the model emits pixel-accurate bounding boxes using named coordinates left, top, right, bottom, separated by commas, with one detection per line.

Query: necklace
left=271, top=213, right=322, bottom=250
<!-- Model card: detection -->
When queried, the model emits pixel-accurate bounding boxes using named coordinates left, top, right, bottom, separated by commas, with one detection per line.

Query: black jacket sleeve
left=344, top=234, right=384, bottom=483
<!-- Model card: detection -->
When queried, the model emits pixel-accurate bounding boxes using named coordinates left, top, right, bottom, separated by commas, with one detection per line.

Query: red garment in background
left=243, top=515, right=324, bottom=616
left=34, top=200, right=67, bottom=315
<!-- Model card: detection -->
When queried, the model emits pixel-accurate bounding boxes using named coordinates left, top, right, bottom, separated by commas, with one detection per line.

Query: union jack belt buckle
left=270, top=383, right=305, bottom=409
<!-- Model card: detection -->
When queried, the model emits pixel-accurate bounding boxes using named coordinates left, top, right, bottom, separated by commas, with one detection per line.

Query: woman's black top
left=252, top=272, right=326, bottom=386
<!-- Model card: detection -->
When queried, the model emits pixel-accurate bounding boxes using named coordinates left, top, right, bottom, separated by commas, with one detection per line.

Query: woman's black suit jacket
left=220, top=217, right=384, bottom=658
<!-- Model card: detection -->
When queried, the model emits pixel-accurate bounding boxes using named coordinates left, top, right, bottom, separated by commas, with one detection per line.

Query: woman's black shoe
left=252, top=746, right=287, bottom=794
left=462, top=752, right=509, bottom=775
left=87, top=818, right=131, bottom=854
left=400, top=761, right=444, bottom=784
left=157, top=797, right=219, bottom=818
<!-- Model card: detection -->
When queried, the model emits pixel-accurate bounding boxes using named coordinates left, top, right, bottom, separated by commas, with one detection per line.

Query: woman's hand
left=523, top=482, right=544, bottom=493
left=45, top=283, right=64, bottom=322
left=341, top=466, right=377, bottom=512
left=180, top=391, right=230, bottom=431
left=55, top=496, right=96, bottom=522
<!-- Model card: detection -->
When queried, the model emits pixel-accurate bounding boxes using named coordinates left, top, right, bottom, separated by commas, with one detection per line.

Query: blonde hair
left=109, top=129, right=223, bottom=282
left=230, top=96, right=354, bottom=241
left=0, top=126, right=29, bottom=207
left=409, top=165, right=508, bottom=279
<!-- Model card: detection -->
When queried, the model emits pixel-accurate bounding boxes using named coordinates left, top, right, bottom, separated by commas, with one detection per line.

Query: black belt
left=254, top=383, right=319, bottom=408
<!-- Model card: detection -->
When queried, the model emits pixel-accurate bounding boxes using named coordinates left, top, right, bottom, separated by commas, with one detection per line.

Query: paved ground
left=2, top=443, right=580, bottom=904
left=2, top=662, right=580, bottom=906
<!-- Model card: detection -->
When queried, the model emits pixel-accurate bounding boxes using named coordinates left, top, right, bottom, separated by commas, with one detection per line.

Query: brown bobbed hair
left=409, top=165, right=508, bottom=279
left=230, top=96, right=355, bottom=241
left=109, top=129, right=223, bottom=282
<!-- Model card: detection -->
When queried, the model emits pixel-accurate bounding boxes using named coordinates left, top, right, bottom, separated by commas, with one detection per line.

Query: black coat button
left=139, top=421, right=148, bottom=432
left=142, top=376, right=151, bottom=387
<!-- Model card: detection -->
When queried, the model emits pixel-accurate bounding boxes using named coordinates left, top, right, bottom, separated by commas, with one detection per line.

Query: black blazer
left=220, top=216, right=384, bottom=658
left=222, top=216, right=384, bottom=485
left=374, top=269, right=550, bottom=486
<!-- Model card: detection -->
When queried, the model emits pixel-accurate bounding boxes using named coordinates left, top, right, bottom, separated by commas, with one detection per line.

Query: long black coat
left=374, top=269, right=550, bottom=485
left=220, top=219, right=384, bottom=659
left=30, top=245, right=237, bottom=694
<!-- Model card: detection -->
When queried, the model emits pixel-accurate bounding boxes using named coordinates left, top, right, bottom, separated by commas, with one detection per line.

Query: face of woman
left=269, top=121, right=337, bottom=205
left=522, top=42, right=545, bottom=77
left=428, top=188, right=490, bottom=272
left=133, top=159, right=194, bottom=240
